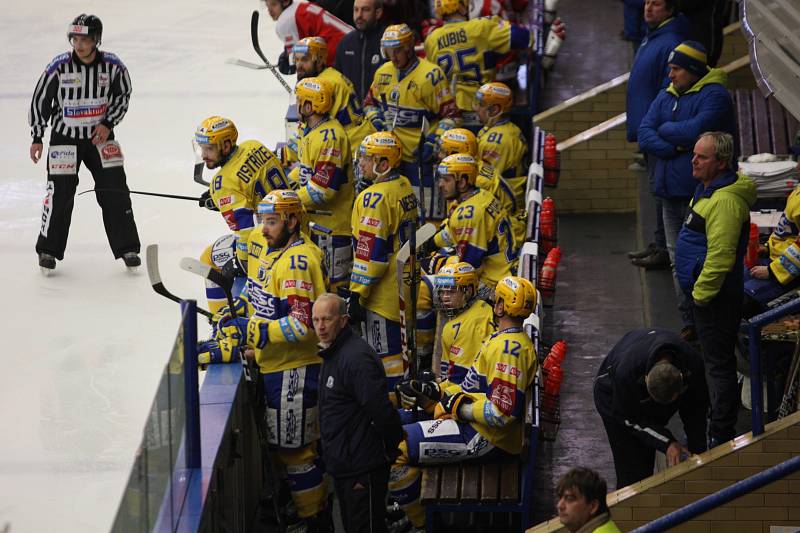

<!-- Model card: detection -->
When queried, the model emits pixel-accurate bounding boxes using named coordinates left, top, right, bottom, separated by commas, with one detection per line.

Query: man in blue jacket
left=626, top=0, right=687, bottom=270
left=594, top=328, right=708, bottom=488
left=675, top=131, right=756, bottom=447
left=638, top=41, right=736, bottom=341
left=334, top=0, right=387, bottom=100
left=313, top=292, right=403, bottom=533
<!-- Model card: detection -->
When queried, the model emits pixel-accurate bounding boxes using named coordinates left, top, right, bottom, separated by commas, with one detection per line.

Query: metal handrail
left=746, top=296, right=800, bottom=435
left=631, top=455, right=800, bottom=532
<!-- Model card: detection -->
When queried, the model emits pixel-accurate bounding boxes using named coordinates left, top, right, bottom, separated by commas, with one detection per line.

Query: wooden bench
left=733, top=89, right=799, bottom=158
left=419, top=349, right=541, bottom=532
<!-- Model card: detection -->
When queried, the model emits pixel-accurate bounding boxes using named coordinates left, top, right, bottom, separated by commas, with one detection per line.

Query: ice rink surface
left=0, top=1, right=293, bottom=530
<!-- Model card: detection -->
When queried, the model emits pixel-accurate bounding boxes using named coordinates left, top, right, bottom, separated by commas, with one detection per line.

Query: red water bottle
left=745, top=222, right=759, bottom=270
left=544, top=365, right=564, bottom=396
left=543, top=340, right=567, bottom=371
left=540, top=197, right=557, bottom=254
left=543, top=134, right=560, bottom=186
left=538, top=247, right=560, bottom=292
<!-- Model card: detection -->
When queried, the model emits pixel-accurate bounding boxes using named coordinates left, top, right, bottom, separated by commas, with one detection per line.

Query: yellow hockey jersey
left=453, top=327, right=537, bottom=454
left=350, top=173, right=419, bottom=320
left=434, top=188, right=517, bottom=289
left=209, top=140, right=290, bottom=263
left=767, top=186, right=800, bottom=284
left=294, top=116, right=354, bottom=236
left=365, top=58, right=458, bottom=161
left=424, top=17, right=531, bottom=114
left=440, top=299, right=496, bottom=385
left=319, top=66, right=375, bottom=152
left=243, top=232, right=328, bottom=373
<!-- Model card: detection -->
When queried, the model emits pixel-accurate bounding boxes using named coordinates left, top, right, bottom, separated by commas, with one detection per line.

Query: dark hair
left=556, top=467, right=609, bottom=515
left=664, top=0, right=677, bottom=13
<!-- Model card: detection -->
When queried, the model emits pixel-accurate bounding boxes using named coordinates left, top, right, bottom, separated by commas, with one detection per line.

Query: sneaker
left=680, top=326, right=697, bottom=342
left=631, top=249, right=670, bottom=270
left=122, top=252, right=141, bottom=268
left=627, top=160, right=647, bottom=171
left=627, top=242, right=658, bottom=259
left=39, top=253, right=56, bottom=275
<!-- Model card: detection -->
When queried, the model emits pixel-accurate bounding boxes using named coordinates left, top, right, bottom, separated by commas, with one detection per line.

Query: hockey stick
left=79, top=188, right=202, bottom=202
left=250, top=10, right=293, bottom=95
left=178, top=257, right=285, bottom=530
left=226, top=57, right=269, bottom=70
left=193, top=162, right=210, bottom=187
left=145, top=245, right=214, bottom=319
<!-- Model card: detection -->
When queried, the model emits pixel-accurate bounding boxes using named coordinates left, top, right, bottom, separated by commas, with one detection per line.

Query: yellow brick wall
left=527, top=412, right=800, bottom=533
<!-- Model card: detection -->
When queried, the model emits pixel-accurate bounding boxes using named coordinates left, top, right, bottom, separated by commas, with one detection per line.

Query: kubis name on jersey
left=435, top=29, right=469, bottom=50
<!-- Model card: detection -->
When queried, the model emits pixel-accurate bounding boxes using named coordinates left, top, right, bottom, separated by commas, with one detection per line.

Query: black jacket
left=333, top=25, right=387, bottom=101
left=318, top=326, right=403, bottom=478
left=593, top=328, right=709, bottom=454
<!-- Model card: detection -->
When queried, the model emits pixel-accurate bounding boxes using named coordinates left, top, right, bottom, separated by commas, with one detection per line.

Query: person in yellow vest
left=557, top=467, right=621, bottom=533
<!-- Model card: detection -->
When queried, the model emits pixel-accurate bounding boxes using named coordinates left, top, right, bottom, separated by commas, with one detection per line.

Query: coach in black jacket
left=313, top=293, right=403, bottom=533
left=593, top=328, right=709, bottom=488
left=334, top=0, right=387, bottom=100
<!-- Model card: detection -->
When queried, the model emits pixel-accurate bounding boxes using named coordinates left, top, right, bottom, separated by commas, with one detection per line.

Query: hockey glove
left=434, top=391, right=474, bottom=421
left=199, top=190, right=218, bottom=211
left=277, top=50, right=296, bottom=75
left=197, top=337, right=240, bottom=368
left=218, top=316, right=250, bottom=341
left=346, top=293, right=366, bottom=326
left=364, top=107, right=386, bottom=132
left=413, top=134, right=439, bottom=164
left=395, top=378, right=442, bottom=409
left=221, top=255, right=246, bottom=281
left=246, top=317, right=271, bottom=349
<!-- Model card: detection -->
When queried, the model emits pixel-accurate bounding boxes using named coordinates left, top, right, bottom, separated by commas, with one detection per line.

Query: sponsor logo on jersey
left=359, top=216, right=382, bottom=229
left=211, top=250, right=234, bottom=266
left=495, top=362, right=521, bottom=377
left=353, top=262, right=368, bottom=273
left=250, top=242, right=264, bottom=258
left=490, top=378, right=516, bottom=416
left=219, top=195, right=234, bottom=207
left=420, top=443, right=465, bottom=459
left=355, top=232, right=376, bottom=261
left=64, top=102, right=107, bottom=119
left=223, top=210, right=238, bottom=230
left=378, top=73, right=393, bottom=85
left=40, top=182, right=55, bottom=237
left=48, top=145, right=77, bottom=175
left=311, top=167, right=331, bottom=187
left=98, top=141, right=124, bottom=168
left=319, top=147, right=341, bottom=158
left=288, top=295, right=312, bottom=326
left=60, top=73, right=82, bottom=86
left=283, top=279, right=313, bottom=291
left=381, top=106, right=423, bottom=129
left=98, top=72, right=109, bottom=87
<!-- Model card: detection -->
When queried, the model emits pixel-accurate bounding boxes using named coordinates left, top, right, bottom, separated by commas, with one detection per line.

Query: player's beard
left=269, top=224, right=293, bottom=249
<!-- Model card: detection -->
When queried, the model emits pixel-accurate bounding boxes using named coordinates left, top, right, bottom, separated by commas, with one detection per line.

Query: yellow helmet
left=359, top=131, right=403, bottom=169
left=293, top=36, right=327, bottom=64
left=475, top=82, right=513, bottom=114
left=434, top=0, right=468, bottom=17
left=257, top=189, right=305, bottom=222
left=381, top=24, right=415, bottom=52
left=495, top=276, right=537, bottom=318
left=437, top=153, right=478, bottom=186
left=435, top=261, right=479, bottom=315
left=439, top=128, right=478, bottom=157
left=194, top=116, right=238, bottom=147
left=295, top=77, right=333, bottom=115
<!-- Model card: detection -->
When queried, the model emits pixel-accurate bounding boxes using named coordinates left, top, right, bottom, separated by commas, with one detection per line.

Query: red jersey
left=275, top=0, right=353, bottom=66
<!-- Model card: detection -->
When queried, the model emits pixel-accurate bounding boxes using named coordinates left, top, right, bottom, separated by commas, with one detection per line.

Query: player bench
left=733, top=89, right=799, bottom=158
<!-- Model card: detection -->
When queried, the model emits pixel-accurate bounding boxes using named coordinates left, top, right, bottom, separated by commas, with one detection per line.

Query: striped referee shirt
left=29, top=50, right=132, bottom=142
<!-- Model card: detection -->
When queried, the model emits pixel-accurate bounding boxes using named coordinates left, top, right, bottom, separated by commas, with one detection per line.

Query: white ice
left=0, top=1, right=294, bottom=530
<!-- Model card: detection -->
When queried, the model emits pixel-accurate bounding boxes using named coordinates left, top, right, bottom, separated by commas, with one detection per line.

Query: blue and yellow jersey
left=209, top=140, right=290, bottom=263
left=768, top=186, right=800, bottom=285
left=416, top=274, right=437, bottom=362
left=450, top=327, right=537, bottom=454
left=365, top=58, right=458, bottom=161
left=476, top=160, right=517, bottom=219
left=424, top=17, right=531, bottom=113
left=243, top=231, right=328, bottom=373
left=292, top=116, right=354, bottom=236
left=440, top=300, right=496, bottom=386
left=350, top=174, right=419, bottom=321
left=319, top=66, right=375, bottom=152
left=434, top=188, right=517, bottom=289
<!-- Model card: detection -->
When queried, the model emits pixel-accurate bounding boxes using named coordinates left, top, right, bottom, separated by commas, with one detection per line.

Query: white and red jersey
left=275, top=0, right=353, bottom=66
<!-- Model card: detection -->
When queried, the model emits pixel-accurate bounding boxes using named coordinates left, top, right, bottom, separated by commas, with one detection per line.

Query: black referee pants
left=36, top=131, right=140, bottom=260
left=333, top=466, right=389, bottom=533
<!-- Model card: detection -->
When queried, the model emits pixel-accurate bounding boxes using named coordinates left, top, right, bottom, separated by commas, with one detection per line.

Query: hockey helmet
left=439, top=128, right=478, bottom=157
left=381, top=24, right=415, bottom=52
left=68, top=14, right=103, bottom=45
left=293, top=36, right=328, bottom=64
left=495, top=276, right=537, bottom=318
left=295, top=77, right=333, bottom=115
left=359, top=131, right=403, bottom=169
left=475, top=82, right=513, bottom=114
left=194, top=116, right=238, bottom=147
left=434, top=0, right=468, bottom=17
left=257, top=189, right=305, bottom=223
left=435, top=261, right=479, bottom=315
left=437, top=153, right=478, bottom=186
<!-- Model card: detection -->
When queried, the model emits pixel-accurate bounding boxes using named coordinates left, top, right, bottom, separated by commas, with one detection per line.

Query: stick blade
left=146, top=244, right=162, bottom=285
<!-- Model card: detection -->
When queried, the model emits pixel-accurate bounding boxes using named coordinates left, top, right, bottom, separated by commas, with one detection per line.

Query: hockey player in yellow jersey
left=433, top=153, right=517, bottom=290
left=364, top=23, right=459, bottom=221
left=475, top=82, right=529, bottom=248
left=195, top=116, right=290, bottom=313
left=292, top=76, right=354, bottom=292
left=389, top=274, right=538, bottom=528
left=347, top=131, right=419, bottom=391
left=221, top=190, right=331, bottom=529
left=290, top=37, right=373, bottom=160
left=424, top=0, right=532, bottom=130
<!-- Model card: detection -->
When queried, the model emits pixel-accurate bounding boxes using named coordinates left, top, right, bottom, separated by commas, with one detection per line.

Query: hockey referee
left=29, top=14, right=141, bottom=274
